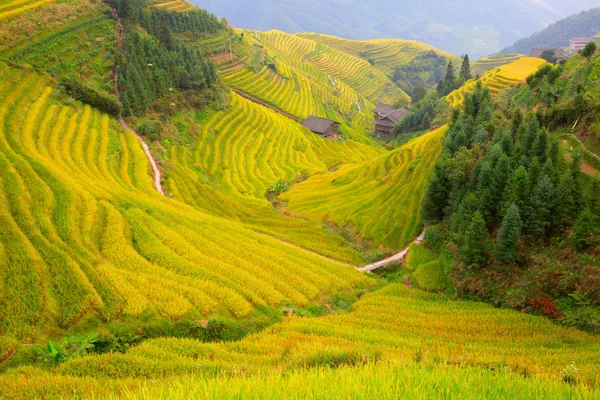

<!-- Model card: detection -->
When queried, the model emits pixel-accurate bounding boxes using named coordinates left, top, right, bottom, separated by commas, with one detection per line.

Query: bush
left=136, top=118, right=164, bottom=141
left=60, top=77, right=122, bottom=116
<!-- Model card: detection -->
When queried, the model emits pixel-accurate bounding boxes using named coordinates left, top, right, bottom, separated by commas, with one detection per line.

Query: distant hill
left=192, top=0, right=599, bottom=58
left=501, top=8, right=600, bottom=55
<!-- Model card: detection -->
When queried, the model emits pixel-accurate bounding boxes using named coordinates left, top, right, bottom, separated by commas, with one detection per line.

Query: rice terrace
left=0, top=0, right=600, bottom=399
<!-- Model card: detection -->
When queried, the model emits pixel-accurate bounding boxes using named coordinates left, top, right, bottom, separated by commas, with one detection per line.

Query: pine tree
left=460, top=54, right=472, bottom=81
left=460, top=211, right=490, bottom=268
left=503, top=166, right=531, bottom=219
left=422, top=162, right=449, bottom=222
left=494, top=204, right=522, bottom=263
left=528, top=176, right=555, bottom=240
left=572, top=207, right=597, bottom=251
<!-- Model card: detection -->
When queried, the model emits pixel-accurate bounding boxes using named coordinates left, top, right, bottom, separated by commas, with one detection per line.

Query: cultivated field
left=150, top=0, right=195, bottom=12
left=2, top=283, right=599, bottom=398
left=298, top=33, right=460, bottom=74
left=447, top=57, right=546, bottom=107
left=472, top=53, right=525, bottom=72
left=280, top=127, right=446, bottom=250
left=0, top=62, right=373, bottom=340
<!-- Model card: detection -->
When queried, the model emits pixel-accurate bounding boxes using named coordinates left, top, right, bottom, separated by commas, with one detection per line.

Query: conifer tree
left=460, top=54, right=472, bottom=81
left=460, top=211, right=490, bottom=268
left=494, top=204, right=522, bottom=263
left=572, top=207, right=597, bottom=251
left=503, top=166, right=531, bottom=218
left=528, top=176, right=555, bottom=240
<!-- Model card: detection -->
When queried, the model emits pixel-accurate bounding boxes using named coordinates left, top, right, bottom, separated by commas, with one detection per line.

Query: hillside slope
left=501, top=8, right=600, bottom=55
left=194, top=0, right=599, bottom=58
left=2, top=284, right=600, bottom=398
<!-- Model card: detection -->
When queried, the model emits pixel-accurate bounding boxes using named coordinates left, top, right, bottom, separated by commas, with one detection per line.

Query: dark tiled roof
left=373, top=103, right=394, bottom=115
left=375, top=107, right=411, bottom=128
left=384, top=107, right=411, bottom=123
left=302, top=116, right=338, bottom=134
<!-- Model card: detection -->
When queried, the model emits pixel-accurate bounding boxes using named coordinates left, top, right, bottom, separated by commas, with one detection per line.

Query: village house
left=569, top=37, right=600, bottom=56
left=302, top=116, right=340, bottom=140
left=531, top=48, right=567, bottom=62
left=374, top=107, right=411, bottom=136
left=373, top=103, right=395, bottom=120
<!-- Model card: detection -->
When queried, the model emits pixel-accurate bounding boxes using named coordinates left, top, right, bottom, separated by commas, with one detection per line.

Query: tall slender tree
left=494, top=204, right=522, bottom=263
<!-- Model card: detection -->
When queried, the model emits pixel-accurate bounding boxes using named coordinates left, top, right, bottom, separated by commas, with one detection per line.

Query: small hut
left=374, top=107, right=411, bottom=136
left=373, top=103, right=394, bottom=119
left=302, top=116, right=340, bottom=140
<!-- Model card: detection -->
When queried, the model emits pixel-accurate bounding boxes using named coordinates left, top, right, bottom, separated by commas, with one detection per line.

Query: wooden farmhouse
left=373, top=103, right=394, bottom=119
left=374, top=107, right=411, bottom=136
left=302, top=116, right=340, bottom=140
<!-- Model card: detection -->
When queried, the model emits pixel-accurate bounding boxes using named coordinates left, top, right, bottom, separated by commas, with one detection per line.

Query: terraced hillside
left=150, top=0, right=195, bottom=12
left=0, top=0, right=54, bottom=21
left=280, top=126, right=446, bottom=251
left=298, top=33, right=460, bottom=75
left=447, top=57, right=546, bottom=107
left=0, top=62, right=373, bottom=341
left=472, top=53, right=525, bottom=72
left=3, top=283, right=599, bottom=398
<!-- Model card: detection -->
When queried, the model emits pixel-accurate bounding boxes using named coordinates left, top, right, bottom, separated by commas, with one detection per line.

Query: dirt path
left=571, top=134, right=600, bottom=162
left=113, top=17, right=164, bottom=196
left=358, top=230, right=425, bottom=272
left=230, top=88, right=300, bottom=122
left=354, top=99, right=362, bottom=112
left=328, top=74, right=338, bottom=90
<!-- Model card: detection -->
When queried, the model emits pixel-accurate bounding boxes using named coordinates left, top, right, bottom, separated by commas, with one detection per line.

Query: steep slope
left=501, top=8, right=600, bottom=55
left=280, top=127, right=445, bottom=251
left=447, top=57, right=546, bottom=107
left=194, top=0, right=598, bottom=58
left=2, top=284, right=599, bottom=398
left=0, top=62, right=373, bottom=341
left=297, top=33, right=460, bottom=76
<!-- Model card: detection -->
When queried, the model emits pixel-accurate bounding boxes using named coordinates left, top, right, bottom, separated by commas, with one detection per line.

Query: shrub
left=60, top=77, right=122, bottom=116
left=136, top=118, right=164, bottom=141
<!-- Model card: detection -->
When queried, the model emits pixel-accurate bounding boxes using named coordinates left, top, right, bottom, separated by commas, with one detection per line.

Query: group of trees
left=392, top=54, right=472, bottom=135
left=436, top=54, right=472, bottom=97
left=422, top=82, right=598, bottom=268
left=388, top=51, right=448, bottom=99
left=112, top=0, right=223, bottom=116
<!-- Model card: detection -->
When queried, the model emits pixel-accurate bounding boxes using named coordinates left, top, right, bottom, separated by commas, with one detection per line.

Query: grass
left=298, top=32, right=460, bottom=76
left=0, top=61, right=374, bottom=340
left=472, top=53, right=526, bottom=72
left=280, top=126, right=446, bottom=251
left=2, top=283, right=600, bottom=398
left=447, top=57, right=546, bottom=107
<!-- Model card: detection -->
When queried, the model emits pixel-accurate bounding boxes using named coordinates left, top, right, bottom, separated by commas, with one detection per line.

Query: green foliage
left=405, top=243, right=436, bottom=272
left=35, top=334, right=97, bottom=365
left=268, top=180, right=290, bottom=195
left=572, top=208, right=598, bottom=251
left=494, top=204, right=522, bottom=263
left=60, top=77, right=122, bottom=116
left=394, top=94, right=440, bottom=134
left=118, top=3, right=222, bottom=116
left=136, top=118, right=164, bottom=141
left=460, top=54, right=471, bottom=80
left=581, top=42, right=597, bottom=59
left=460, top=212, right=490, bottom=268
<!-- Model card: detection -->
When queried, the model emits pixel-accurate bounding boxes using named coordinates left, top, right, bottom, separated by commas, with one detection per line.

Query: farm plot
left=280, top=126, right=446, bottom=251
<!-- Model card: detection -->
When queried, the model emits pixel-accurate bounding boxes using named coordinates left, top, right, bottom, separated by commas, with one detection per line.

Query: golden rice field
left=0, top=62, right=374, bottom=340
left=472, top=53, right=525, bottom=72
left=0, top=0, right=53, bottom=21
left=259, top=31, right=408, bottom=105
left=280, top=127, right=446, bottom=251
left=298, top=33, right=460, bottom=74
left=216, top=30, right=379, bottom=143
left=2, top=283, right=599, bottom=398
left=447, top=57, right=546, bottom=107
left=150, top=0, right=195, bottom=12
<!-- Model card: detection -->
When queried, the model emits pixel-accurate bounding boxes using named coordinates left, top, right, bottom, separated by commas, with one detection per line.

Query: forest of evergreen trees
left=422, top=81, right=598, bottom=268
left=501, top=7, right=600, bottom=55
left=111, top=0, right=223, bottom=116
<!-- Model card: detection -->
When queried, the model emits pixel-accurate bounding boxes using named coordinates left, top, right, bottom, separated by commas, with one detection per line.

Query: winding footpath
left=113, top=17, right=164, bottom=196
left=358, top=230, right=425, bottom=272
